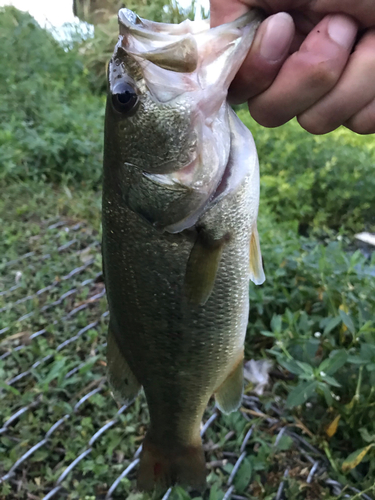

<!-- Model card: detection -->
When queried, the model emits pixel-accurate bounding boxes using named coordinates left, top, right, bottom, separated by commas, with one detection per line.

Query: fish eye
left=111, top=82, right=139, bottom=115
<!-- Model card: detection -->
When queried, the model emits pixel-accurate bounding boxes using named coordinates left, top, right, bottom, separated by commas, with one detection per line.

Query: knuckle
left=286, top=52, right=340, bottom=92
left=300, top=58, right=338, bottom=90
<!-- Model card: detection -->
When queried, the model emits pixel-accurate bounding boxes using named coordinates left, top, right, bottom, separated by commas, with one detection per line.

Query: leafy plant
left=239, top=110, right=375, bottom=234
left=0, top=7, right=104, bottom=186
left=247, top=223, right=375, bottom=486
left=1, top=6, right=375, bottom=497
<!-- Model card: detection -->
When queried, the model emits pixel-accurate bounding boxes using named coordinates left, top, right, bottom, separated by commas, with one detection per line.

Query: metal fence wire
left=0, top=218, right=373, bottom=500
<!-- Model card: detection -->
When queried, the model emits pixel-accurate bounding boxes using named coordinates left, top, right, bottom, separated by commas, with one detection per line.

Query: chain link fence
left=0, top=219, right=372, bottom=499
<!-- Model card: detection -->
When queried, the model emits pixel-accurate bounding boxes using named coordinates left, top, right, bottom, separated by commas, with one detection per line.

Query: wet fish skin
left=102, top=8, right=265, bottom=492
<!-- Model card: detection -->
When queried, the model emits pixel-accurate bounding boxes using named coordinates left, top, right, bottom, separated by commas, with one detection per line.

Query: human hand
left=211, top=0, right=375, bottom=134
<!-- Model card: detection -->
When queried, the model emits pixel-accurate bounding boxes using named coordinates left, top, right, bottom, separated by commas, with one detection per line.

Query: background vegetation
left=0, top=4, right=374, bottom=499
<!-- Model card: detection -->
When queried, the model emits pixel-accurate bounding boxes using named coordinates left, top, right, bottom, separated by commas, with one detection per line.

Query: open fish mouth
left=110, top=7, right=264, bottom=233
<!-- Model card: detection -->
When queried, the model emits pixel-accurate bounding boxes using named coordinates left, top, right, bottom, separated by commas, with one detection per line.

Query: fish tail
left=137, top=432, right=206, bottom=492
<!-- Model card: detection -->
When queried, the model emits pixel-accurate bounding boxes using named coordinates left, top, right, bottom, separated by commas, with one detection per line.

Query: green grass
left=0, top=182, right=374, bottom=500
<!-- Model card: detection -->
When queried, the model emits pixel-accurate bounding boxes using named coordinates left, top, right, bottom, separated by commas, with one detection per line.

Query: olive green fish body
left=102, top=8, right=265, bottom=492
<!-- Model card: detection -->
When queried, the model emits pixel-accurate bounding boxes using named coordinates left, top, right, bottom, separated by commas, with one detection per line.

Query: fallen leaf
left=342, top=444, right=374, bottom=472
left=326, top=415, right=340, bottom=439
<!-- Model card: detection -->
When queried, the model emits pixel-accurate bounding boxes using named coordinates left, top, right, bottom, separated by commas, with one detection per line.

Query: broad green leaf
left=209, top=483, right=224, bottom=500
left=286, top=381, right=318, bottom=408
left=260, top=330, right=275, bottom=338
left=295, top=361, right=314, bottom=375
left=270, top=315, right=282, bottom=334
left=234, top=458, right=252, bottom=494
left=277, top=358, right=305, bottom=376
left=319, top=350, right=348, bottom=375
left=173, top=486, right=196, bottom=500
left=324, top=316, right=342, bottom=335
left=42, top=358, right=66, bottom=385
left=78, top=356, right=98, bottom=374
left=319, top=382, right=334, bottom=406
left=339, top=309, right=355, bottom=335
left=347, top=355, right=366, bottom=365
left=359, top=428, right=375, bottom=444
left=31, top=449, right=49, bottom=462
left=275, top=435, right=294, bottom=451
left=126, top=493, right=147, bottom=500
left=0, top=380, right=21, bottom=396
left=360, top=343, right=375, bottom=361
left=321, top=374, right=341, bottom=388
left=358, top=320, right=374, bottom=333
left=305, top=338, right=320, bottom=359
left=223, top=463, right=234, bottom=474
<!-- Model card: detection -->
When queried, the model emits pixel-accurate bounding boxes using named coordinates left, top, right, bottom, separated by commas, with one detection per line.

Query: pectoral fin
left=215, top=355, right=244, bottom=414
left=249, top=224, right=265, bottom=285
left=107, top=327, right=141, bottom=405
left=185, top=231, right=229, bottom=306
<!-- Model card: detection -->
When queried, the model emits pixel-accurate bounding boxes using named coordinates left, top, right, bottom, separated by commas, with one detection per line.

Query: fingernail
left=259, top=12, right=294, bottom=62
left=328, top=14, right=357, bottom=50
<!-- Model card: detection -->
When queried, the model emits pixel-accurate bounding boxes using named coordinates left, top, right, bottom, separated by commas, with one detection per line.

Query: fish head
left=105, top=8, right=263, bottom=232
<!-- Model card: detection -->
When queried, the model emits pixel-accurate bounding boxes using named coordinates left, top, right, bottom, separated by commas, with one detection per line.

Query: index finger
left=210, top=0, right=250, bottom=27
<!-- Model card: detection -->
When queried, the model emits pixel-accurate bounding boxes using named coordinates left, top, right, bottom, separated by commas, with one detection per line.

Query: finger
left=289, top=30, right=305, bottom=52
left=248, top=14, right=358, bottom=128
left=246, top=0, right=375, bottom=27
left=211, top=0, right=375, bottom=27
left=291, top=11, right=323, bottom=34
left=313, top=0, right=375, bottom=27
left=345, top=99, right=375, bottom=135
left=298, top=30, right=375, bottom=134
left=210, top=0, right=249, bottom=27
left=229, top=13, right=295, bottom=104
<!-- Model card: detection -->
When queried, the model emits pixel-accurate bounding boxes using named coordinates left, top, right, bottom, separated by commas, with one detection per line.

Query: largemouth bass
left=102, top=7, right=265, bottom=492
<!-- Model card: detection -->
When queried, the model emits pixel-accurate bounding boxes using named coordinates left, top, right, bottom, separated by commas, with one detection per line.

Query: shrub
left=247, top=213, right=375, bottom=487
left=0, top=7, right=104, bottom=186
left=239, top=110, right=375, bottom=234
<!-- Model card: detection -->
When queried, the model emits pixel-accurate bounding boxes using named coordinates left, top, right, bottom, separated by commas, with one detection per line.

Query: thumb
left=229, top=12, right=295, bottom=104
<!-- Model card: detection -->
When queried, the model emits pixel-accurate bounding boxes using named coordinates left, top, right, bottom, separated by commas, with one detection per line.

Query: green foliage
left=124, top=0, right=197, bottom=24
left=0, top=7, right=104, bottom=186
left=239, top=110, right=375, bottom=234
left=1, top=6, right=375, bottom=497
left=246, top=212, right=375, bottom=488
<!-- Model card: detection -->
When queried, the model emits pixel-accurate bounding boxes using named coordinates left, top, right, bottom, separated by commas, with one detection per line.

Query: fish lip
left=118, top=7, right=263, bottom=37
left=118, top=8, right=139, bottom=27
left=118, top=8, right=210, bottom=39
